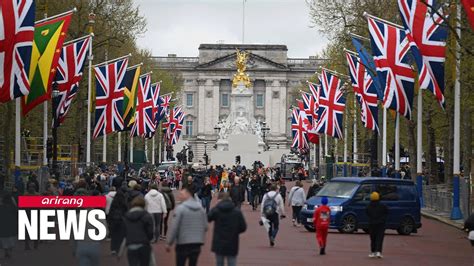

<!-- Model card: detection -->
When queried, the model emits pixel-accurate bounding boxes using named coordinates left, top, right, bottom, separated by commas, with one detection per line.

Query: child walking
left=313, top=197, right=330, bottom=255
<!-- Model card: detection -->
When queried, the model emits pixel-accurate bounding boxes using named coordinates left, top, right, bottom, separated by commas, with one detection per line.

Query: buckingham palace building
left=151, top=43, right=325, bottom=163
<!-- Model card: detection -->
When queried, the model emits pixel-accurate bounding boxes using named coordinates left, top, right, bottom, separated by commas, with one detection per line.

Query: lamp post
left=204, top=141, right=208, bottom=166
left=261, top=121, right=270, bottom=151
left=161, top=128, right=166, bottom=163
left=51, top=83, right=60, bottom=179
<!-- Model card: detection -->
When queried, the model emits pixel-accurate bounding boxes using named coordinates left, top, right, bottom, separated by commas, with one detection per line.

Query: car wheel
left=304, top=225, right=316, bottom=232
left=339, top=214, right=357, bottom=234
left=397, top=216, right=414, bottom=235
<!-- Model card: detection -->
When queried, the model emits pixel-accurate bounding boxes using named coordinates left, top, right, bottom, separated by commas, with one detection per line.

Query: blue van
left=300, top=177, right=422, bottom=235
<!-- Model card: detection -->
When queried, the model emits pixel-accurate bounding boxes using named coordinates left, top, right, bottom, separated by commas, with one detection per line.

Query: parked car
left=300, top=177, right=422, bottom=235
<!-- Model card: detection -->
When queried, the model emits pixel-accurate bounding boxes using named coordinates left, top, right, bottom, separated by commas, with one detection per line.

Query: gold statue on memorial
left=232, top=49, right=251, bottom=88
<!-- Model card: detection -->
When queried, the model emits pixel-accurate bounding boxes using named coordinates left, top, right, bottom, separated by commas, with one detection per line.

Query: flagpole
left=130, top=137, right=134, bottom=163
left=394, top=114, right=400, bottom=178
left=145, top=139, right=148, bottom=163
left=43, top=103, right=48, bottom=166
left=152, top=135, right=156, bottom=165
left=118, top=132, right=121, bottom=162
left=242, top=0, right=246, bottom=44
left=15, top=98, right=21, bottom=167
left=343, top=109, right=348, bottom=176
left=158, top=132, right=161, bottom=164
left=416, top=89, right=424, bottom=206
left=324, top=135, right=328, bottom=156
left=363, top=12, right=404, bottom=29
left=86, top=17, right=94, bottom=167
left=319, top=136, right=323, bottom=166
left=92, top=53, right=131, bottom=68
left=102, top=49, right=108, bottom=164
left=382, top=107, right=387, bottom=176
left=353, top=97, right=358, bottom=164
left=35, top=8, right=76, bottom=24
left=102, top=134, right=106, bottom=162
left=42, top=12, right=48, bottom=167
left=450, top=2, right=462, bottom=220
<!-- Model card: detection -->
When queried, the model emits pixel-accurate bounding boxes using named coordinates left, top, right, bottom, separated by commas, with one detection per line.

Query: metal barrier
left=423, top=185, right=453, bottom=213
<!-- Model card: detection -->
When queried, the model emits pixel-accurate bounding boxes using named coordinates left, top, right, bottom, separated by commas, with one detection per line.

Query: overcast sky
left=134, top=0, right=328, bottom=58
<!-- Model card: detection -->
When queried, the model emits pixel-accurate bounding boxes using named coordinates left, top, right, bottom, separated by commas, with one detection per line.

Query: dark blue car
left=300, top=177, right=422, bottom=235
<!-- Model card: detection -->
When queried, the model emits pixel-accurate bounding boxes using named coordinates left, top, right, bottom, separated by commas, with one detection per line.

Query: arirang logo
left=17, top=196, right=107, bottom=241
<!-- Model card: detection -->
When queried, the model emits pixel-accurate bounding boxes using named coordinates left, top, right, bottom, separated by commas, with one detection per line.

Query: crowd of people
left=0, top=161, right=472, bottom=266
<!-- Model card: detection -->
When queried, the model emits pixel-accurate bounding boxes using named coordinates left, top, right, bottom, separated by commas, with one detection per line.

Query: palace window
left=256, top=93, right=264, bottom=108
left=185, top=121, right=193, bottom=136
left=221, top=93, right=229, bottom=107
left=186, top=93, right=193, bottom=107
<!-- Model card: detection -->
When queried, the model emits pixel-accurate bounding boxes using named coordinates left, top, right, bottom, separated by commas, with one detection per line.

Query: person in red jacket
left=313, top=196, right=330, bottom=255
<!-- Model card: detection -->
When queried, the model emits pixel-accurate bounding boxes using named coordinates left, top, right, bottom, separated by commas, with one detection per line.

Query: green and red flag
left=22, top=10, right=73, bottom=115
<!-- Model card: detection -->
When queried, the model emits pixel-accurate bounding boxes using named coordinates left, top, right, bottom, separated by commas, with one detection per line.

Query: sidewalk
left=421, top=207, right=465, bottom=230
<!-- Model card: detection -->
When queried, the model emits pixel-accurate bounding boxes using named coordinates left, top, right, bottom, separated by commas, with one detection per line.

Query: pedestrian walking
left=313, top=197, right=330, bottom=255
left=366, top=192, right=388, bottom=258
left=0, top=193, right=17, bottom=259
left=107, top=190, right=128, bottom=255
left=249, top=175, right=260, bottom=210
left=166, top=186, right=208, bottom=266
left=288, top=180, right=306, bottom=227
left=199, top=177, right=213, bottom=213
left=208, top=192, right=247, bottom=266
left=279, top=180, right=287, bottom=204
left=144, top=184, right=168, bottom=242
left=160, top=181, right=176, bottom=240
left=230, top=177, right=245, bottom=209
left=123, top=197, right=154, bottom=266
left=260, top=183, right=285, bottom=247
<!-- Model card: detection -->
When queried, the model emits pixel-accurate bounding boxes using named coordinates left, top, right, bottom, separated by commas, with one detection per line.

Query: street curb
left=421, top=210, right=464, bottom=230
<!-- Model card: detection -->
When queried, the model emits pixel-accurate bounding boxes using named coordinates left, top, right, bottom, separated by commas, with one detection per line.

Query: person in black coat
left=306, top=180, right=321, bottom=200
left=107, top=190, right=128, bottom=255
left=0, top=194, right=18, bottom=259
left=208, top=192, right=247, bottom=266
left=366, top=192, right=388, bottom=259
left=229, top=177, right=246, bottom=209
left=123, top=197, right=154, bottom=266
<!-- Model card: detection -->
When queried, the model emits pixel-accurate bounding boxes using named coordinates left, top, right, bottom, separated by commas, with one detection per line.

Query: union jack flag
left=150, top=82, right=161, bottom=126
left=345, top=52, right=379, bottom=132
left=291, top=108, right=310, bottom=149
left=368, top=16, right=415, bottom=119
left=53, top=36, right=91, bottom=127
left=301, top=91, right=317, bottom=125
left=93, top=58, right=129, bottom=138
left=163, top=106, right=184, bottom=145
left=315, top=70, right=345, bottom=139
left=157, top=93, right=171, bottom=124
left=0, top=0, right=35, bottom=103
left=130, top=74, right=155, bottom=138
left=398, top=0, right=447, bottom=109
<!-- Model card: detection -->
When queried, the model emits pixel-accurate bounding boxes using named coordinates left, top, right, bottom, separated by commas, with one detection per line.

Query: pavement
left=421, top=208, right=465, bottom=230
left=1, top=182, right=473, bottom=266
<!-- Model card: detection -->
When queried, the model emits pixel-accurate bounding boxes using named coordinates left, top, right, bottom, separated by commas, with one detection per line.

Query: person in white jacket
left=288, top=180, right=306, bottom=227
left=145, top=184, right=168, bottom=242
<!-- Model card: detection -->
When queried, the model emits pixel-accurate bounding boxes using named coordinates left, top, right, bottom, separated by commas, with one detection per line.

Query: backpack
left=263, top=192, right=279, bottom=217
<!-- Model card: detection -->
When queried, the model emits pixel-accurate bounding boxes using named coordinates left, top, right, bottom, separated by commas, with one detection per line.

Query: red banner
left=462, top=0, right=474, bottom=30
left=18, top=196, right=106, bottom=208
